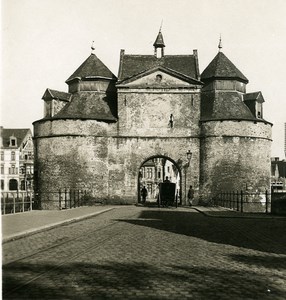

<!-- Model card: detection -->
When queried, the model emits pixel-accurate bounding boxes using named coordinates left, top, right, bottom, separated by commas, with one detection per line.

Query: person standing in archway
left=188, top=185, right=194, bottom=206
left=141, top=186, right=148, bottom=204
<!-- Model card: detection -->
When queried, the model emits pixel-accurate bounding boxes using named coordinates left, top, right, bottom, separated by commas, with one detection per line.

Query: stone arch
left=137, top=154, right=182, bottom=205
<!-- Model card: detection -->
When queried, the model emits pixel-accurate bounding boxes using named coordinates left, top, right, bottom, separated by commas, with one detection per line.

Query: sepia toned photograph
left=1, top=0, right=286, bottom=298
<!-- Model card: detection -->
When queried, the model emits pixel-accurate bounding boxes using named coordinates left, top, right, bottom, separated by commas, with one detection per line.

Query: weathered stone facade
left=33, top=32, right=272, bottom=209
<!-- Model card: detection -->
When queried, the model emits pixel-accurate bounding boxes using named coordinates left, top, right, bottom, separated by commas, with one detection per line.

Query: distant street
left=3, top=206, right=286, bottom=299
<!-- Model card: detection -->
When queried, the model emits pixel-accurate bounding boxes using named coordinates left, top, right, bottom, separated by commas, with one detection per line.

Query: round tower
left=33, top=51, right=118, bottom=209
left=199, top=45, right=272, bottom=203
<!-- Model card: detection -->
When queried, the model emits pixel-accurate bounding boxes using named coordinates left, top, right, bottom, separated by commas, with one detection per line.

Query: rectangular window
left=1, top=165, right=4, bottom=174
left=11, top=165, right=15, bottom=174
left=1, top=152, right=4, bottom=160
left=147, top=168, right=152, bottom=179
left=11, top=151, right=15, bottom=161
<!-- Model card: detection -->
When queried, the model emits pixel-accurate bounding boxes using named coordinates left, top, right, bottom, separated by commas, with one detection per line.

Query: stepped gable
left=66, top=53, right=117, bottom=83
left=53, top=92, right=117, bottom=122
left=201, top=51, right=248, bottom=83
left=118, top=54, right=199, bottom=83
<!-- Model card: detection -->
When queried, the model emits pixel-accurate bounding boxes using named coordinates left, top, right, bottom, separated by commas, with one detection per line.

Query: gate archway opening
left=138, top=155, right=182, bottom=206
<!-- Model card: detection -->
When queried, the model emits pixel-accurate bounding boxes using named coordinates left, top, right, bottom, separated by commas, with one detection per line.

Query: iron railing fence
left=212, top=190, right=271, bottom=213
left=1, top=191, right=34, bottom=215
left=34, top=189, right=104, bottom=210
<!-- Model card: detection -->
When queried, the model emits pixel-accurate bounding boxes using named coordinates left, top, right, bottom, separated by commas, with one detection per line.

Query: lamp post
left=184, top=150, right=192, bottom=205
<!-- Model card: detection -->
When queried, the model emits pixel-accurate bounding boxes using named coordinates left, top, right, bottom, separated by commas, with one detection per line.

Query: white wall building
left=0, top=127, right=34, bottom=192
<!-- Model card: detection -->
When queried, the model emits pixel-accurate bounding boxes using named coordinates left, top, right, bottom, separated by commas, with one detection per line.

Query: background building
left=139, top=158, right=180, bottom=202
left=271, top=157, right=286, bottom=192
left=0, top=127, right=34, bottom=192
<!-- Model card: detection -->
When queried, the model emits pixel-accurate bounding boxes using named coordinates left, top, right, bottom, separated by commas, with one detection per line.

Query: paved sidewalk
left=2, top=206, right=116, bottom=243
left=193, top=206, right=286, bottom=219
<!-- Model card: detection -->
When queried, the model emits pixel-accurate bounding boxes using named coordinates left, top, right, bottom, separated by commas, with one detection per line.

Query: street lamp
left=184, top=150, right=192, bottom=205
left=186, top=150, right=192, bottom=166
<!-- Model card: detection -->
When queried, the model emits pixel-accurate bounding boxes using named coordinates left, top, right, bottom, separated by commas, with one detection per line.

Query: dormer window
left=10, top=136, right=17, bottom=147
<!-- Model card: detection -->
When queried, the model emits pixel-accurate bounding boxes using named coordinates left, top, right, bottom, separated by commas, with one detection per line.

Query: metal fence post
left=59, top=189, right=62, bottom=210
left=240, top=190, right=243, bottom=213
left=3, top=193, right=6, bottom=215
left=236, top=190, right=239, bottom=211
left=12, top=193, right=16, bottom=214
left=69, top=189, right=72, bottom=208
left=30, top=191, right=33, bottom=211
left=64, top=189, right=67, bottom=209
left=265, top=190, right=268, bottom=214
left=22, top=192, right=25, bottom=212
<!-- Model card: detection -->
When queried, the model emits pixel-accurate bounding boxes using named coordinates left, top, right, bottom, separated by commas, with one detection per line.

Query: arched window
left=20, top=180, right=26, bottom=190
left=9, top=179, right=18, bottom=190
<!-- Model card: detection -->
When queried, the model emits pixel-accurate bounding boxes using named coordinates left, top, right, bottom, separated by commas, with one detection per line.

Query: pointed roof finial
left=91, top=41, right=95, bottom=54
left=159, top=19, right=163, bottom=32
left=218, top=34, right=222, bottom=52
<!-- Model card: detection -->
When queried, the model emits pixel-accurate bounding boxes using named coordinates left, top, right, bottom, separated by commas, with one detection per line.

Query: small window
left=156, top=74, right=162, bottom=82
left=10, top=137, right=17, bottom=147
left=11, top=165, right=16, bottom=174
left=1, top=165, right=4, bottom=174
left=147, top=168, right=153, bottom=179
left=1, top=152, right=4, bottom=160
left=11, top=151, right=15, bottom=161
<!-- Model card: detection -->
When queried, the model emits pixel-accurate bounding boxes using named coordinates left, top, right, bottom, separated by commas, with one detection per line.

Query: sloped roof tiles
left=66, top=54, right=117, bottom=83
left=118, top=54, right=199, bottom=82
left=0, top=128, right=31, bottom=149
left=201, top=52, right=248, bottom=83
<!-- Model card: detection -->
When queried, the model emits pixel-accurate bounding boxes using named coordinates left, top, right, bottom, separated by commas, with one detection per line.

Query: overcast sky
left=1, top=0, right=286, bottom=158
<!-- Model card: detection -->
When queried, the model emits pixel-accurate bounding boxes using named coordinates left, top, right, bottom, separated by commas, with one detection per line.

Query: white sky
left=1, top=0, right=286, bottom=158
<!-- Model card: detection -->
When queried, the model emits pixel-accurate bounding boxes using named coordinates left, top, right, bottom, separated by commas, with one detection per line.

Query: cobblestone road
left=2, top=206, right=286, bottom=299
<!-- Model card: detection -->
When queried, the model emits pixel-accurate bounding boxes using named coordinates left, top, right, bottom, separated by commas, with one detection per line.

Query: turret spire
left=153, top=25, right=165, bottom=58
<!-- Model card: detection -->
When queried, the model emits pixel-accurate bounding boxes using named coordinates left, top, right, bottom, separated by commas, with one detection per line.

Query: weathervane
left=159, top=19, right=163, bottom=32
left=91, top=41, right=95, bottom=54
left=218, top=34, right=222, bottom=52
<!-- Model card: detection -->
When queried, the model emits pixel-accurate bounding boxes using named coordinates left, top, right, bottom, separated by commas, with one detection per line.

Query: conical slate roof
left=53, top=91, right=117, bottom=122
left=66, top=53, right=117, bottom=83
left=201, top=52, right=248, bottom=83
left=153, top=31, right=165, bottom=48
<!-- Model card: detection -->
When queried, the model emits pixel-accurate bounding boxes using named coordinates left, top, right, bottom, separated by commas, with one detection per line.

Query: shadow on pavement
left=3, top=261, right=285, bottom=299
left=118, top=210, right=286, bottom=255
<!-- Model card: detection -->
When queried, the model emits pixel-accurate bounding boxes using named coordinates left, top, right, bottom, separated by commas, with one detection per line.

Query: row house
left=0, top=127, right=34, bottom=192
left=271, top=157, right=286, bottom=191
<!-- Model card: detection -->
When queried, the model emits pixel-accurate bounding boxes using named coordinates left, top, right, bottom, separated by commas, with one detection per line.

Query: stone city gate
left=33, top=30, right=272, bottom=209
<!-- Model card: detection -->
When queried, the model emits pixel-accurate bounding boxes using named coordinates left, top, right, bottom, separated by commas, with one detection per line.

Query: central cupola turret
left=153, top=30, right=165, bottom=58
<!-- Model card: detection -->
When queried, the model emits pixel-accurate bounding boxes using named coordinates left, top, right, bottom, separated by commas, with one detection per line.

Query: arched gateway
left=138, top=155, right=182, bottom=205
left=33, top=30, right=272, bottom=209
